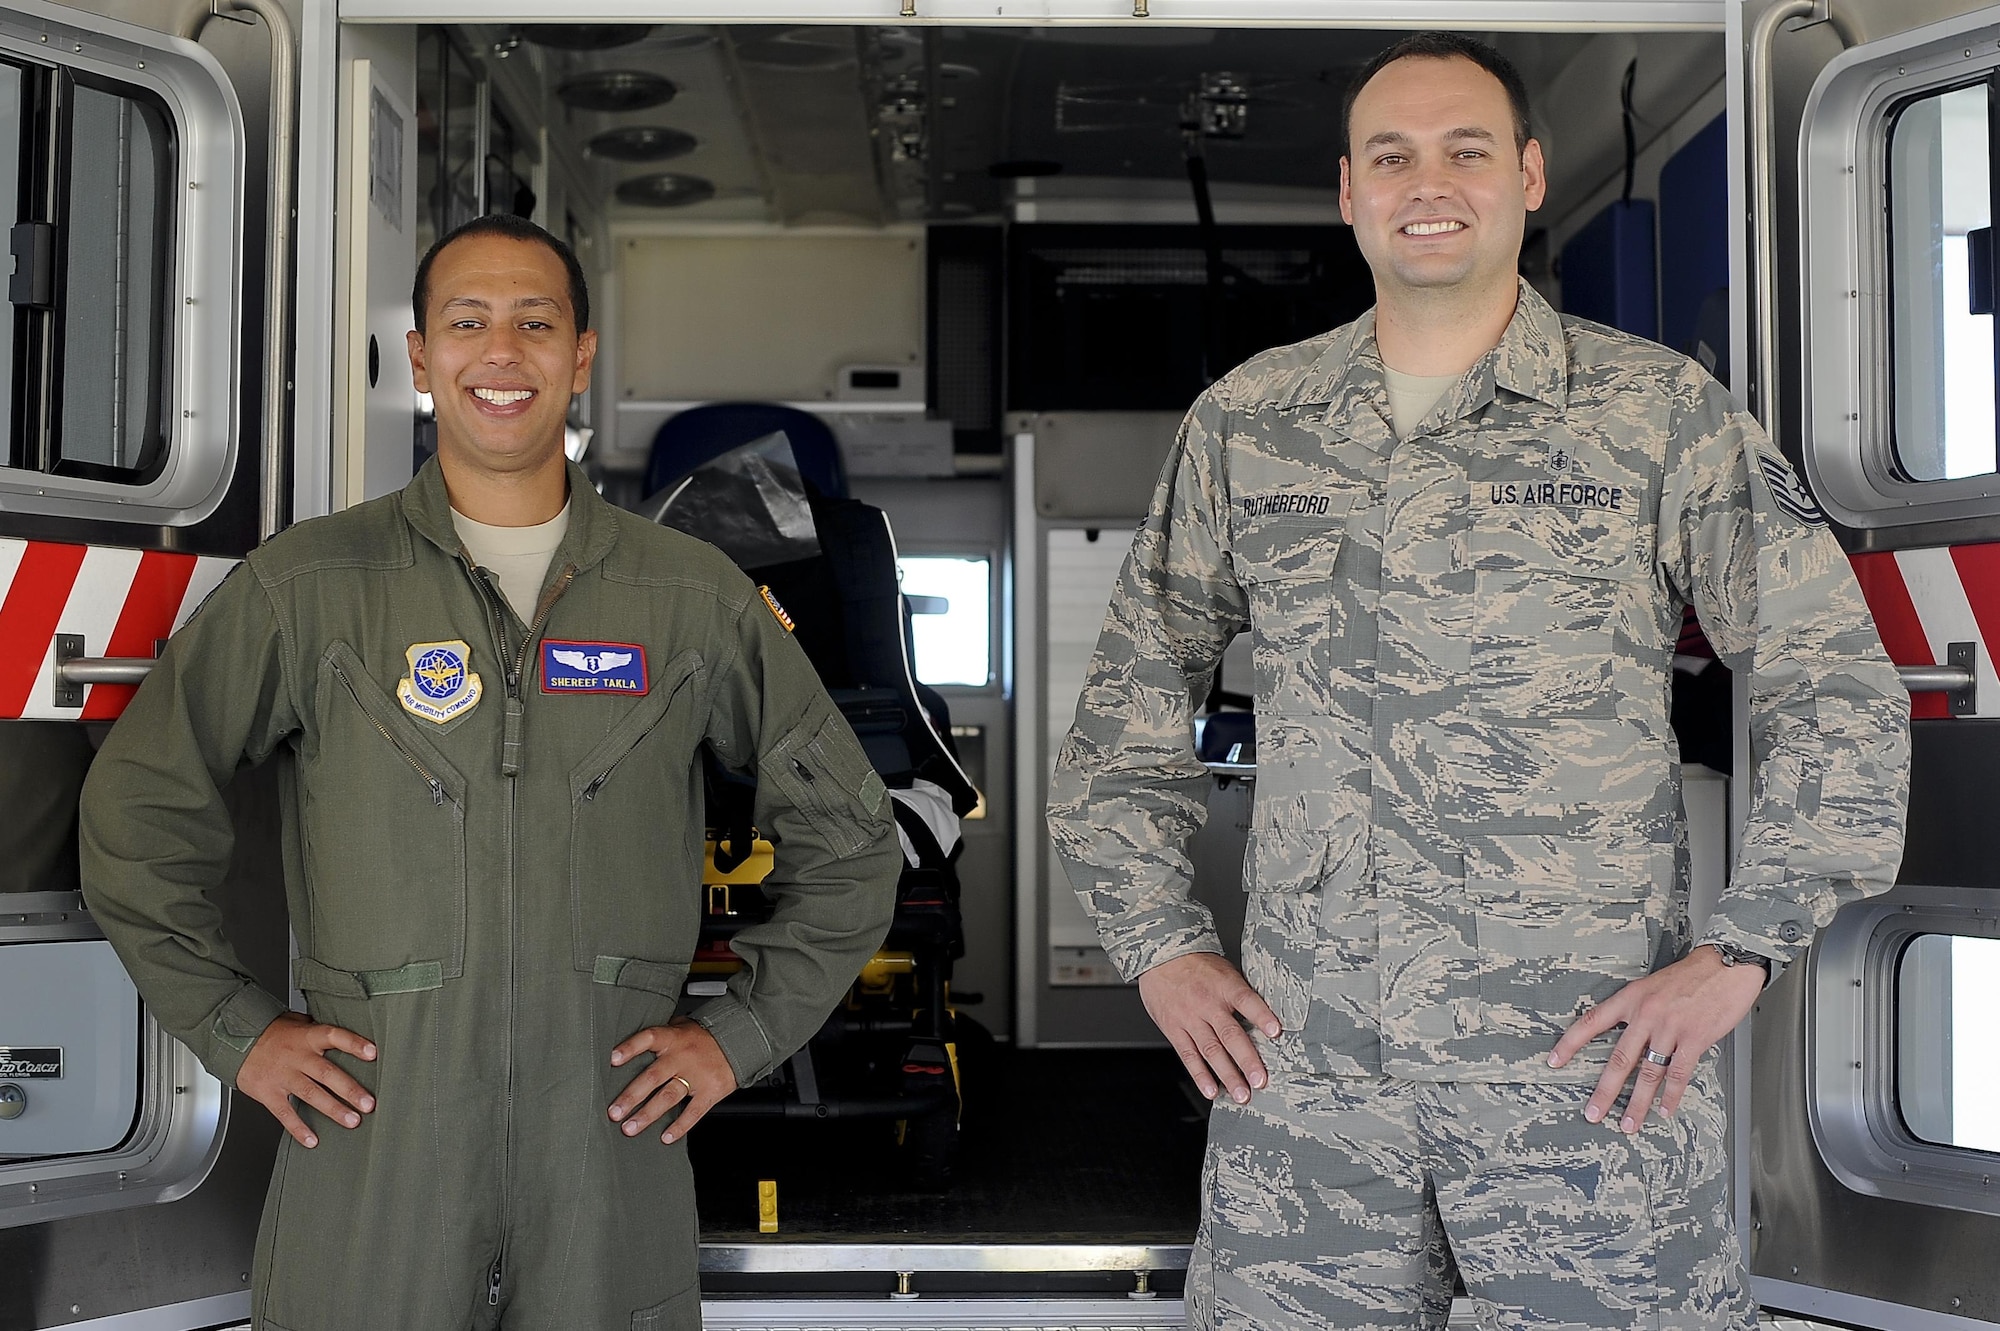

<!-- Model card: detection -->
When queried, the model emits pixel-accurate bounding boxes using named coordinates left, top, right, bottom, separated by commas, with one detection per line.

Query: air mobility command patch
left=541, top=640, right=649, bottom=694
left=397, top=640, right=483, bottom=724
left=759, top=585, right=796, bottom=633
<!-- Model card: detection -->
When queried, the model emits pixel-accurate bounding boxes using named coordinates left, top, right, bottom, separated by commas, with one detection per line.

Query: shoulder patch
left=759, top=585, right=796, bottom=633
left=1754, top=449, right=1829, bottom=529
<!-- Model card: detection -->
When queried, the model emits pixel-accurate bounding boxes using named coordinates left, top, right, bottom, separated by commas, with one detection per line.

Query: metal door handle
left=1896, top=641, right=1978, bottom=716
left=51, top=634, right=160, bottom=707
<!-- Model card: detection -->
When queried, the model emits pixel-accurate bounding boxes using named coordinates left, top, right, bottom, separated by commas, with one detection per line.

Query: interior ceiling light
left=734, top=32, right=856, bottom=71
left=521, top=25, right=653, bottom=51
left=588, top=126, right=699, bottom=163
left=556, top=70, right=678, bottom=113
left=615, top=172, right=717, bottom=208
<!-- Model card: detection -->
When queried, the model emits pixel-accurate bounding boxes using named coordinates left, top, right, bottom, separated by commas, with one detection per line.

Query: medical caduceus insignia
left=397, top=640, right=484, bottom=724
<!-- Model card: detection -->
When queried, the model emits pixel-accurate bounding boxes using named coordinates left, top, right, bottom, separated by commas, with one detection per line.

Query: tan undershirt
left=451, top=502, right=571, bottom=622
left=1382, top=366, right=1463, bottom=440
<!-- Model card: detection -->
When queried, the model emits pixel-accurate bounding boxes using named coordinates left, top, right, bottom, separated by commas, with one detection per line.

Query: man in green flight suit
left=80, top=213, right=901, bottom=1330
left=1049, top=33, right=1909, bottom=1331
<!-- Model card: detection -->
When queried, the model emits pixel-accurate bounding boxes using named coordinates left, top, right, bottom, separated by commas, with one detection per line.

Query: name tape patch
left=0, top=1046, right=63, bottom=1078
left=1486, top=479, right=1627, bottom=512
left=542, top=640, right=649, bottom=695
left=1241, top=493, right=1334, bottom=520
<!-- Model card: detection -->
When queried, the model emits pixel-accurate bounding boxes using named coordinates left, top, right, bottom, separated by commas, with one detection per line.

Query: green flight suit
left=79, top=458, right=900, bottom=1331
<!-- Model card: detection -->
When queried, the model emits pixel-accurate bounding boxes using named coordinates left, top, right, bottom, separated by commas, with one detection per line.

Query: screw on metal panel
left=891, top=1271, right=916, bottom=1300
left=1955, top=1299, right=1964, bottom=1309
left=27, top=1184, right=35, bottom=1193
left=1131, top=1270, right=1155, bottom=1299
left=901, top=0, right=915, bottom=13
left=1134, top=0, right=1151, bottom=13
left=1854, top=1061, right=1862, bottom=1069
left=1792, top=1266, right=1799, bottom=1276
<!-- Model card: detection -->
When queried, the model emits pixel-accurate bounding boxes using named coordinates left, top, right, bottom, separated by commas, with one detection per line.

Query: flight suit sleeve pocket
left=766, top=710, right=885, bottom=858
left=1465, top=834, right=1650, bottom=1034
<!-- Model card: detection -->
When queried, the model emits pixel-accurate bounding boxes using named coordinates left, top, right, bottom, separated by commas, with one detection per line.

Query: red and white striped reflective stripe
left=0, top=539, right=236, bottom=721
left=1851, top=545, right=2000, bottom=720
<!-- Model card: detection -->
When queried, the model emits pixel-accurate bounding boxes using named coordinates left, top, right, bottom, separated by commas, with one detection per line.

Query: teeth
left=472, top=388, right=534, bottom=404
left=1403, top=221, right=1464, bottom=236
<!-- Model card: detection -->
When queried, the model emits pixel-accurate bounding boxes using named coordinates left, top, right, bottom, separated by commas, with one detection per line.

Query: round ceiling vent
left=587, top=126, right=698, bottom=163
left=521, top=25, right=653, bottom=51
left=614, top=172, right=717, bottom=208
left=556, top=70, right=678, bottom=113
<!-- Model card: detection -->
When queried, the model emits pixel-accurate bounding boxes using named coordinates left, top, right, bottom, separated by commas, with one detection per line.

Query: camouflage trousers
left=1185, top=1060, right=1757, bottom=1330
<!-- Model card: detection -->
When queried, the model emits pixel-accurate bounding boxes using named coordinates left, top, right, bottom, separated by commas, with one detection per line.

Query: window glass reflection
left=1888, top=84, right=1996, bottom=481
left=1898, top=932, right=2000, bottom=1152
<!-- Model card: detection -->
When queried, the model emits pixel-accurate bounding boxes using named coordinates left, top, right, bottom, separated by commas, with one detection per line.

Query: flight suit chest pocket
left=308, top=642, right=470, bottom=979
left=1232, top=503, right=1351, bottom=707
left=1465, top=834, right=1651, bottom=1038
left=568, top=651, right=705, bottom=979
left=1466, top=497, right=1647, bottom=720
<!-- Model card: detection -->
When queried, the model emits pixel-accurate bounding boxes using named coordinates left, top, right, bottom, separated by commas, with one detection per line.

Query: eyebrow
left=1362, top=126, right=1500, bottom=152
left=440, top=295, right=564, bottom=315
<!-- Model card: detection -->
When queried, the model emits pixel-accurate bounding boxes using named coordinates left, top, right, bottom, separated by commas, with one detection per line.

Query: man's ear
left=572, top=329, right=599, bottom=395
left=1521, top=138, right=1548, bottom=213
left=407, top=330, right=430, bottom=395
left=1338, top=156, right=1354, bottom=226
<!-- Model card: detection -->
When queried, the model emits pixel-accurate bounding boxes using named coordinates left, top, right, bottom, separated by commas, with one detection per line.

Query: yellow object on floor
left=758, top=1179, right=779, bottom=1234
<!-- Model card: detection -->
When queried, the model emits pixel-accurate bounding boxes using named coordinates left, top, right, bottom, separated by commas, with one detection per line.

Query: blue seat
left=645, top=402, right=848, bottom=501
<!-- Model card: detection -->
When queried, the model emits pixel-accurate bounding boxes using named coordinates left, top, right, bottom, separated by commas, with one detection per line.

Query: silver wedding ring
left=1643, top=1048, right=1673, bottom=1066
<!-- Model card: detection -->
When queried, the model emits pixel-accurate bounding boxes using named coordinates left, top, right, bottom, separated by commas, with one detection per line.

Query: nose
left=481, top=321, right=525, bottom=364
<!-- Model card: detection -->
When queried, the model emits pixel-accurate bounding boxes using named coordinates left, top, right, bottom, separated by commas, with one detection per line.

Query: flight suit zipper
left=459, top=556, right=579, bottom=1296
left=327, top=658, right=447, bottom=805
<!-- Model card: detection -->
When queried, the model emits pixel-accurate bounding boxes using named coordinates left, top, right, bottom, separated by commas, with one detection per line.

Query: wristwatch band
left=1705, top=941, right=1774, bottom=980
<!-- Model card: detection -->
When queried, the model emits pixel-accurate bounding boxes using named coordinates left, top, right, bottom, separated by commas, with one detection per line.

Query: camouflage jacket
left=1047, top=283, right=1910, bottom=1080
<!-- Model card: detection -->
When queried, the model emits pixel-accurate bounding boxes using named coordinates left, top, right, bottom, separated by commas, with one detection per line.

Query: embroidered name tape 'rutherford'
left=1241, top=493, right=1334, bottom=520
left=541, top=639, right=650, bottom=695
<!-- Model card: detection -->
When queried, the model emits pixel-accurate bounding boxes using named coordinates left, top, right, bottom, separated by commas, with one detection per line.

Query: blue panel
left=1560, top=198, right=1658, bottom=341
left=1659, top=113, right=1730, bottom=361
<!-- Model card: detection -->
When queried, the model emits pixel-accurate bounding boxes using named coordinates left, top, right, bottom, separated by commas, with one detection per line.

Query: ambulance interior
left=1, top=14, right=1740, bottom=1296
left=352, top=18, right=1742, bottom=1274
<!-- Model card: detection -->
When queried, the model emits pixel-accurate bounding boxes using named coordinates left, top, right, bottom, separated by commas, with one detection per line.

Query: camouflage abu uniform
left=1048, top=283, right=1909, bottom=1328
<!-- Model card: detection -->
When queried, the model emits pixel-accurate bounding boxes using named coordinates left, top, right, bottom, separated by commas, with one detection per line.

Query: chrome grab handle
left=1899, top=665, right=1972, bottom=693
left=1896, top=643, right=1978, bottom=716
left=59, top=659, right=158, bottom=687
left=51, top=635, right=160, bottom=707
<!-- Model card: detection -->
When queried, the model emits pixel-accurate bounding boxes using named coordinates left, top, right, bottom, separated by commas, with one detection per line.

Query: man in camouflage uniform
left=1048, top=33, right=1908, bottom=1330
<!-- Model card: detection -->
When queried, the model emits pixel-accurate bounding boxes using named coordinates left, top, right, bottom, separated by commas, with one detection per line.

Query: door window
left=1897, top=932, right=2000, bottom=1153
left=1887, top=82, right=1995, bottom=482
left=2, top=58, right=176, bottom=484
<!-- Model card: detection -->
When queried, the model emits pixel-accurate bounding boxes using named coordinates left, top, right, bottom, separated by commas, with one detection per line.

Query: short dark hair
left=1341, top=33, right=1533, bottom=159
left=412, top=213, right=590, bottom=336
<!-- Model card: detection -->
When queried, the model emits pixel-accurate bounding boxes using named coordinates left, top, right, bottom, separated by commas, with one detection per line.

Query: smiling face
left=407, top=232, right=597, bottom=483
left=1339, top=54, right=1546, bottom=310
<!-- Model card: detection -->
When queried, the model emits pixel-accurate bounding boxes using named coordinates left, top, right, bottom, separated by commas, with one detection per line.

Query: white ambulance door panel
left=335, top=28, right=417, bottom=509
left=1757, top=2, right=2000, bottom=1326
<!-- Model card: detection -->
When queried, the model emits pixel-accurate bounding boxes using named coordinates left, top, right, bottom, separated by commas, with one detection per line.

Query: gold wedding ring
left=668, top=1074, right=694, bottom=1098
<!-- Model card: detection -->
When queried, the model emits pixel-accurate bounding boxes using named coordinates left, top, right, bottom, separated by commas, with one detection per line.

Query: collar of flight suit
left=399, top=452, right=622, bottom=580
left=1272, top=278, right=1571, bottom=439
